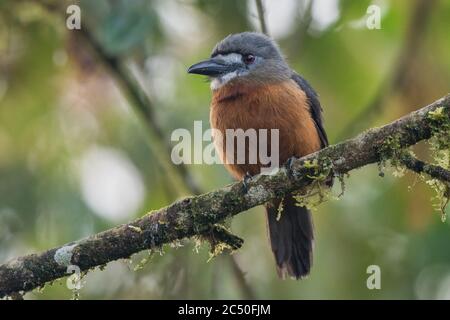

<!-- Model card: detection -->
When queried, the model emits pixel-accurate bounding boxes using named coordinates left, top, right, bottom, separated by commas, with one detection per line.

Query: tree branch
left=1, top=94, right=449, bottom=298
left=255, top=0, right=269, bottom=35
left=399, top=153, right=450, bottom=183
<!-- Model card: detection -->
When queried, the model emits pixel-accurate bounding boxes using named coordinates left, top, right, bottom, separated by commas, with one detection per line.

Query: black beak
left=187, top=58, right=232, bottom=76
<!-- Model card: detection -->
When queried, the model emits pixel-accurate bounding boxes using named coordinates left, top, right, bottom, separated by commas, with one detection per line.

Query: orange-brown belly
left=210, top=80, right=321, bottom=180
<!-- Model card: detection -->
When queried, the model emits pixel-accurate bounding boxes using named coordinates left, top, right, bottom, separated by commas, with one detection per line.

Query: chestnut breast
left=210, top=80, right=321, bottom=180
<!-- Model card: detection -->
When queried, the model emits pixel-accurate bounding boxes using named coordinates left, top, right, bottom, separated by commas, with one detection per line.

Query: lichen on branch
left=0, top=94, right=449, bottom=299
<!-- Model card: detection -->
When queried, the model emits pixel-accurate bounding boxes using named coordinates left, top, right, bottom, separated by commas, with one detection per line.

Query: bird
left=187, top=32, right=328, bottom=279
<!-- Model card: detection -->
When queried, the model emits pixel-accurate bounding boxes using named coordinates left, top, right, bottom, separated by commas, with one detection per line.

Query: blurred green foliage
left=0, top=0, right=449, bottom=299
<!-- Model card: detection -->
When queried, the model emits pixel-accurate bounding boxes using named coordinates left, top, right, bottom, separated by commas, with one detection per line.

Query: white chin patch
left=209, top=53, right=245, bottom=90
left=210, top=71, right=239, bottom=90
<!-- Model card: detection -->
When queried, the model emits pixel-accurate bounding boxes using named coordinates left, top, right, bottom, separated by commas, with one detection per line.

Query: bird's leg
left=286, top=156, right=299, bottom=180
left=242, top=172, right=253, bottom=193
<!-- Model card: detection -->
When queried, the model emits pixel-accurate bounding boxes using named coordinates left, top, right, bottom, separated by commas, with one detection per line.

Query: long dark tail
left=265, top=194, right=314, bottom=279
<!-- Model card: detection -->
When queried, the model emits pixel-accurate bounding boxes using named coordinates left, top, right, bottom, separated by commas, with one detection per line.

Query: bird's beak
left=187, top=58, right=232, bottom=76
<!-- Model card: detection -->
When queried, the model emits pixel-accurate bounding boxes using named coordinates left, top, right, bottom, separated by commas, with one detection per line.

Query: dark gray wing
left=291, top=72, right=328, bottom=148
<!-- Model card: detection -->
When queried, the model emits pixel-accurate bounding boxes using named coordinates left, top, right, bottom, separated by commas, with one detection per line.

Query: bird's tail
left=265, top=194, right=314, bottom=279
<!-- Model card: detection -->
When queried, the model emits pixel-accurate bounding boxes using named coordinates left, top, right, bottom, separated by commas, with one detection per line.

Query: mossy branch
left=399, top=153, right=450, bottom=183
left=0, top=94, right=449, bottom=298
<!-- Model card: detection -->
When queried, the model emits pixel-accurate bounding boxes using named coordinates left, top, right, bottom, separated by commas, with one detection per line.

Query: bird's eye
left=243, top=54, right=255, bottom=65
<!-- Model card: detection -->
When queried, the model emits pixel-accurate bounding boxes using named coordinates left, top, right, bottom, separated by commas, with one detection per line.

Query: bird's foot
left=242, top=172, right=253, bottom=193
left=286, top=156, right=299, bottom=180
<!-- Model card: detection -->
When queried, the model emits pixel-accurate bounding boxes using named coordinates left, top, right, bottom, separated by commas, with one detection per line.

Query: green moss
left=378, top=134, right=402, bottom=162
left=426, top=108, right=450, bottom=221
left=293, top=158, right=336, bottom=210
left=425, top=178, right=449, bottom=222
left=127, top=225, right=143, bottom=233
left=292, top=181, right=337, bottom=211
left=305, top=157, right=333, bottom=181
left=207, top=242, right=231, bottom=262
left=288, top=156, right=335, bottom=210
left=276, top=198, right=284, bottom=221
left=169, top=239, right=184, bottom=249
left=377, top=134, right=410, bottom=179
left=303, top=159, right=319, bottom=169
left=192, top=224, right=244, bottom=261
left=378, top=112, right=450, bottom=222
left=337, top=173, right=348, bottom=198
left=133, top=250, right=153, bottom=271
left=192, top=236, right=202, bottom=254
left=427, top=107, right=450, bottom=150
left=428, top=107, right=446, bottom=121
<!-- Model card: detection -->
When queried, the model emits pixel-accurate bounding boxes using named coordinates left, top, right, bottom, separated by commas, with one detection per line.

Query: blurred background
left=0, top=0, right=449, bottom=299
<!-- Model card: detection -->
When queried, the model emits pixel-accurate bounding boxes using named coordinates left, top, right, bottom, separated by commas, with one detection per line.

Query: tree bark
left=0, top=94, right=449, bottom=298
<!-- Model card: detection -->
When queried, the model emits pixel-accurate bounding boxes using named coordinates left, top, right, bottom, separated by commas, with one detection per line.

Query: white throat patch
left=210, top=71, right=239, bottom=90
left=209, top=53, right=246, bottom=90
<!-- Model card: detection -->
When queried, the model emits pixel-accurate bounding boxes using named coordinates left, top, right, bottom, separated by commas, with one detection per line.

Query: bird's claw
left=242, top=172, right=252, bottom=193
left=286, top=156, right=298, bottom=180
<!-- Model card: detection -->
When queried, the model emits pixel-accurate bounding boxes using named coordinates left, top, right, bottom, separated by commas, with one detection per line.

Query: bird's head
left=188, top=32, right=291, bottom=90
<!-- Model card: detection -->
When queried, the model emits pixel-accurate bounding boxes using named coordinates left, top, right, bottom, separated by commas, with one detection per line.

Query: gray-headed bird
left=188, top=32, right=328, bottom=279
